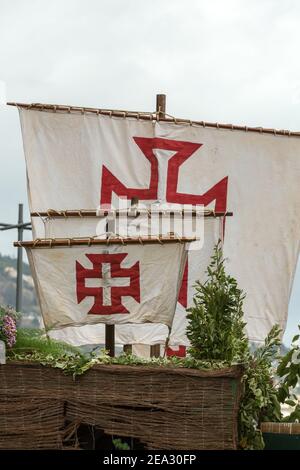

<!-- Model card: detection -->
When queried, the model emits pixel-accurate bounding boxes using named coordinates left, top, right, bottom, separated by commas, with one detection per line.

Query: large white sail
left=18, top=106, right=300, bottom=345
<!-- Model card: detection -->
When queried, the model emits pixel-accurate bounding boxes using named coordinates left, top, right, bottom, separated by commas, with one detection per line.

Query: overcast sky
left=0, top=0, right=299, bottom=343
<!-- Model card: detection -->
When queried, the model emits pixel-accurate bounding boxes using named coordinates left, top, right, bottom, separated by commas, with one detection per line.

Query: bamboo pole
left=7, top=102, right=299, bottom=138
left=14, top=236, right=196, bottom=248
left=30, top=209, right=233, bottom=218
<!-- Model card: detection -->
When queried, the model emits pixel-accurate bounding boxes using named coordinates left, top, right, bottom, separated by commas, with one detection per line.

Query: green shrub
left=186, top=240, right=248, bottom=362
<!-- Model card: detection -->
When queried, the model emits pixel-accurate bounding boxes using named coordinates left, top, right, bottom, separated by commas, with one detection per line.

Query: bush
left=186, top=240, right=248, bottom=362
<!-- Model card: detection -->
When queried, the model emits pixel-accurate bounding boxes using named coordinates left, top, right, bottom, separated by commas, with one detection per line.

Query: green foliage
left=186, top=240, right=249, bottom=362
left=7, top=328, right=232, bottom=376
left=185, top=241, right=279, bottom=449
left=276, top=325, right=300, bottom=422
left=7, top=328, right=90, bottom=377
left=13, top=328, right=81, bottom=357
left=7, top=327, right=235, bottom=380
left=239, top=324, right=300, bottom=448
left=239, top=325, right=282, bottom=450
left=112, top=438, right=130, bottom=450
left=93, top=353, right=231, bottom=370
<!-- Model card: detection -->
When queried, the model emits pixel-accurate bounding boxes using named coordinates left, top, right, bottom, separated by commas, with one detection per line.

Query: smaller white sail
left=26, top=242, right=187, bottom=331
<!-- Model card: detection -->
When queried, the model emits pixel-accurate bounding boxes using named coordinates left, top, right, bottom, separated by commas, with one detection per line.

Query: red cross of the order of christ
left=76, top=253, right=140, bottom=315
left=100, top=136, right=228, bottom=309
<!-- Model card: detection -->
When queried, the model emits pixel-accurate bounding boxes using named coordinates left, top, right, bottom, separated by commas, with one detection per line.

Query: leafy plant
left=186, top=240, right=249, bottom=362
left=239, top=325, right=282, bottom=449
left=8, top=328, right=241, bottom=383
left=7, top=328, right=232, bottom=375
left=13, top=328, right=81, bottom=357
left=112, top=438, right=130, bottom=450
left=7, top=328, right=90, bottom=377
left=185, top=242, right=293, bottom=449
left=276, top=326, right=300, bottom=422
left=239, top=324, right=300, bottom=448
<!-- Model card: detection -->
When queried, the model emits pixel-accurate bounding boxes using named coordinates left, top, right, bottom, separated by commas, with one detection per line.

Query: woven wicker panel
left=0, top=363, right=243, bottom=450
left=261, top=422, right=300, bottom=435
left=0, top=398, right=64, bottom=449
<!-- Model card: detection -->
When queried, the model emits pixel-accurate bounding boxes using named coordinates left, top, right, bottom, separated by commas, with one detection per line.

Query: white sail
left=19, top=107, right=300, bottom=345
left=26, top=242, right=187, bottom=330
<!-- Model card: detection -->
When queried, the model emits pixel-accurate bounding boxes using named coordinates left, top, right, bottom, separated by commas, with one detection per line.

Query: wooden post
left=105, top=325, right=115, bottom=357
left=150, top=344, right=161, bottom=358
left=156, top=94, right=166, bottom=118
left=149, top=95, right=167, bottom=359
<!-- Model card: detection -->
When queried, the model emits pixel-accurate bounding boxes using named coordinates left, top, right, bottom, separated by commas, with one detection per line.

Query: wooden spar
left=13, top=236, right=196, bottom=248
left=30, top=209, right=233, bottom=218
left=149, top=95, right=167, bottom=360
left=7, top=101, right=300, bottom=138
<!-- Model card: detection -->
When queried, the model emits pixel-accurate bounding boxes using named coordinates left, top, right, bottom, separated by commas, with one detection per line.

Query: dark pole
left=105, top=211, right=115, bottom=357
left=16, top=203, right=23, bottom=312
left=105, top=325, right=115, bottom=358
left=156, top=94, right=166, bottom=119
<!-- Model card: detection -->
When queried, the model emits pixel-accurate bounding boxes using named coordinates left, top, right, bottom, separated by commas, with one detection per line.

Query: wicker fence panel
left=0, top=362, right=243, bottom=450
left=0, top=398, right=64, bottom=449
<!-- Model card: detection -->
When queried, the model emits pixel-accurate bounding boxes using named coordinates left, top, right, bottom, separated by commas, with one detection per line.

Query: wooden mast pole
left=105, top=213, right=115, bottom=356
left=105, top=323, right=115, bottom=357
left=108, top=94, right=166, bottom=358
left=149, top=94, right=167, bottom=359
left=156, top=94, right=166, bottom=119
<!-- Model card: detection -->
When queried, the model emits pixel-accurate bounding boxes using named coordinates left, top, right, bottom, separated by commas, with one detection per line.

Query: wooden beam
left=14, top=236, right=197, bottom=248
left=105, top=325, right=115, bottom=358
left=30, top=209, right=233, bottom=218
left=7, top=102, right=300, bottom=137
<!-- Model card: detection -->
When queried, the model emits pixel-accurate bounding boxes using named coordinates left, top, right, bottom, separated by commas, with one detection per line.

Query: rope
left=33, top=238, right=41, bottom=247
left=163, top=328, right=171, bottom=358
